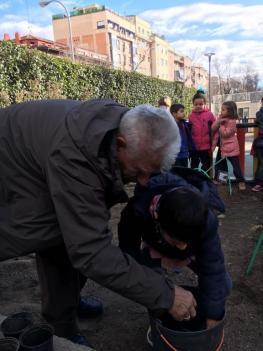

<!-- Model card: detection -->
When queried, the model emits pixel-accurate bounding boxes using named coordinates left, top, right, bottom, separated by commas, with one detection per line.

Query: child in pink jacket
left=189, top=92, right=216, bottom=171
left=212, top=101, right=246, bottom=191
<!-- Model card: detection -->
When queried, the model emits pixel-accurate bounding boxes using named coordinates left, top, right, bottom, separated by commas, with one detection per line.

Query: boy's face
left=193, top=98, right=205, bottom=112
left=174, top=108, right=185, bottom=120
left=162, top=231, right=188, bottom=250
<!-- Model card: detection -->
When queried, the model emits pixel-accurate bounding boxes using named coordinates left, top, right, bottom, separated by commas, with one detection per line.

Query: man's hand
left=168, top=286, right=197, bottom=321
left=206, top=319, right=220, bottom=329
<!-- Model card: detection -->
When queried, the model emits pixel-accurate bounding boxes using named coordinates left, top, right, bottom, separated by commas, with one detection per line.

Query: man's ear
left=116, top=135, right=127, bottom=149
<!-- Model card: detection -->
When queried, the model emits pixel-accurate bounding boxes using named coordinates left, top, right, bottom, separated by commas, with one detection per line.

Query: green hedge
left=0, top=41, right=194, bottom=112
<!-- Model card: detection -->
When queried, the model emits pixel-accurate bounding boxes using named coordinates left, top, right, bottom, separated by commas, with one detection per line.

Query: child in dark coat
left=170, top=103, right=195, bottom=167
left=118, top=168, right=231, bottom=330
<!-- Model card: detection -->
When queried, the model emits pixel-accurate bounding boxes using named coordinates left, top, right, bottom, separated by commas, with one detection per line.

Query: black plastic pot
left=19, top=323, right=54, bottom=351
left=149, top=313, right=225, bottom=351
left=1, top=312, right=33, bottom=339
left=0, top=337, right=20, bottom=351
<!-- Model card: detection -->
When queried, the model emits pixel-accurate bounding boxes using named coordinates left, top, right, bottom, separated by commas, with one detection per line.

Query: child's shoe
left=251, top=184, right=263, bottom=192
left=238, top=182, right=246, bottom=191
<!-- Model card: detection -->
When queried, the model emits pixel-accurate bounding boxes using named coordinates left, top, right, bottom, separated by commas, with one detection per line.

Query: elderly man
left=0, top=98, right=195, bottom=347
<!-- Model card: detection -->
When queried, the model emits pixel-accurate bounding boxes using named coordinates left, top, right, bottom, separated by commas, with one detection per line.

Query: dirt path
left=0, top=184, right=262, bottom=350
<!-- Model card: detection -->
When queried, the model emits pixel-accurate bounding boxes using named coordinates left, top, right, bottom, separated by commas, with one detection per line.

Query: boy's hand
left=169, top=286, right=197, bottom=321
left=206, top=319, right=220, bottom=329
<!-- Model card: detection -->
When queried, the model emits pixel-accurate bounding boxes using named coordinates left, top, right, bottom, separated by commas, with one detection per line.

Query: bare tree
left=239, top=64, right=259, bottom=92
left=132, top=41, right=151, bottom=72
left=212, top=58, right=259, bottom=94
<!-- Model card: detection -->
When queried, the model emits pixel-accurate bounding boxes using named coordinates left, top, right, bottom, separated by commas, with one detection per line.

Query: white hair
left=119, top=104, right=181, bottom=170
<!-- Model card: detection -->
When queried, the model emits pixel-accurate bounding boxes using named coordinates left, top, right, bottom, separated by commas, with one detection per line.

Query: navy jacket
left=176, top=120, right=195, bottom=159
left=119, top=168, right=231, bottom=320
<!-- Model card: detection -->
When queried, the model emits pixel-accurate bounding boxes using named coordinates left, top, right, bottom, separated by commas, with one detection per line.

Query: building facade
left=2, top=31, right=109, bottom=66
left=52, top=4, right=208, bottom=86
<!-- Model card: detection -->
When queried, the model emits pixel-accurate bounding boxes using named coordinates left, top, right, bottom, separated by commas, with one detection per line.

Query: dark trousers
left=190, top=150, right=212, bottom=172
left=174, top=158, right=188, bottom=167
left=255, top=148, right=263, bottom=185
left=226, top=156, right=244, bottom=183
left=36, top=245, right=87, bottom=338
left=214, top=148, right=228, bottom=179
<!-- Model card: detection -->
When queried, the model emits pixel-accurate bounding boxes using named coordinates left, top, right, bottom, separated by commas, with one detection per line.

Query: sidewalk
left=0, top=314, right=94, bottom=351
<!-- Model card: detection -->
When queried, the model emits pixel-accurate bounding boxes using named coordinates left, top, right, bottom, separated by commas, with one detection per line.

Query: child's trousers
left=226, top=156, right=244, bottom=183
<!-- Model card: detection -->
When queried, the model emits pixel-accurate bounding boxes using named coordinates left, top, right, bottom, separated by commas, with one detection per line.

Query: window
left=108, top=21, right=114, bottom=29
left=97, top=21, right=105, bottom=29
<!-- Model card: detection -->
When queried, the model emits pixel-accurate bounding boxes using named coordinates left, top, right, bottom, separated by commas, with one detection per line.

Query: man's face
left=116, top=136, right=162, bottom=185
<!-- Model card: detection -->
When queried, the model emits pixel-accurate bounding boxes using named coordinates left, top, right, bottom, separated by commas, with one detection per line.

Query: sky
left=0, top=0, right=262, bottom=85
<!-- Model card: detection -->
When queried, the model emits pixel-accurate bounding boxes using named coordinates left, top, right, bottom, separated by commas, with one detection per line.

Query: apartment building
left=192, top=65, right=208, bottom=91
left=125, top=15, right=152, bottom=76
left=52, top=3, right=208, bottom=87
left=53, top=4, right=136, bottom=72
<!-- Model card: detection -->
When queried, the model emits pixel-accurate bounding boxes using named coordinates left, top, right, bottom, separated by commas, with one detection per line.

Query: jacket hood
left=134, top=167, right=225, bottom=217
left=66, top=98, right=129, bottom=158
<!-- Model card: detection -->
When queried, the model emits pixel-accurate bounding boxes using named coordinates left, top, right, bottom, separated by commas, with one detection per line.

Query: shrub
left=0, top=41, right=194, bottom=113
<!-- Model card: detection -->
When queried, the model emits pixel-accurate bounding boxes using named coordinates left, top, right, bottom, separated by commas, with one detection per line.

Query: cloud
left=0, top=20, right=53, bottom=40
left=172, top=39, right=263, bottom=79
left=140, top=2, right=263, bottom=80
left=141, top=3, right=263, bottom=39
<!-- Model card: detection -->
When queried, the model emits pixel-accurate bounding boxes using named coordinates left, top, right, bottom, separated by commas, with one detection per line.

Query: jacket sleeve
left=256, top=110, right=263, bottom=126
left=219, top=120, right=237, bottom=139
left=194, top=211, right=232, bottom=320
left=185, top=122, right=196, bottom=151
left=46, top=146, right=174, bottom=313
left=118, top=198, right=144, bottom=262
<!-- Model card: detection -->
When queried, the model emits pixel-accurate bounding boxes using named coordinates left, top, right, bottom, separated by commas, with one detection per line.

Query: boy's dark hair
left=222, top=100, right=238, bottom=119
left=192, top=92, right=206, bottom=104
left=158, top=186, right=208, bottom=243
left=170, top=103, right=185, bottom=114
left=261, top=97, right=263, bottom=103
